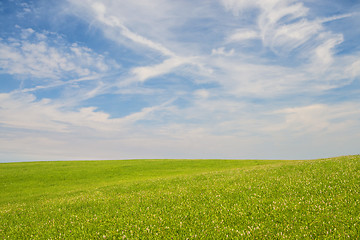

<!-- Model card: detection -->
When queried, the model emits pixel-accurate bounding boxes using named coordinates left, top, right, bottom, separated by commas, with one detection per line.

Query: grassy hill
left=1, top=156, right=359, bottom=239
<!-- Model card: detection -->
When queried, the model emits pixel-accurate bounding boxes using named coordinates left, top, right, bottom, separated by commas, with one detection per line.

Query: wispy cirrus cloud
left=227, top=29, right=259, bottom=42
left=67, top=0, right=213, bottom=85
left=90, top=1, right=175, bottom=57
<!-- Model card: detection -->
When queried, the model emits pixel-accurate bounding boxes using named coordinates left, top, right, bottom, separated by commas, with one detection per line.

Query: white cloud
left=259, top=4, right=319, bottom=53
left=221, top=0, right=322, bottom=53
left=206, top=43, right=360, bottom=98
left=347, top=60, right=360, bottom=79
left=220, top=0, right=257, bottom=16
left=68, top=0, right=212, bottom=85
left=262, top=1, right=308, bottom=24
left=210, top=0, right=360, bottom=98
left=227, top=29, right=259, bottom=42
left=0, top=29, right=114, bottom=80
left=206, top=57, right=303, bottom=97
left=320, top=13, right=354, bottom=24
left=88, top=1, right=174, bottom=57
left=267, top=103, right=360, bottom=135
left=1, top=91, right=360, bottom=161
left=269, top=19, right=322, bottom=52
left=211, top=47, right=235, bottom=56
left=20, top=28, right=35, bottom=39
left=0, top=92, right=171, bottom=133
left=193, top=89, right=210, bottom=99
left=312, top=34, right=344, bottom=67
left=131, top=57, right=190, bottom=82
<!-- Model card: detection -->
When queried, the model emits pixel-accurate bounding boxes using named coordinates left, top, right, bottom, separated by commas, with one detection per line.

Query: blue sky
left=1, top=0, right=360, bottom=162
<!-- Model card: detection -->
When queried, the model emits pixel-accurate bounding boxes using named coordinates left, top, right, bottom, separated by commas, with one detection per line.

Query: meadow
left=0, top=156, right=359, bottom=239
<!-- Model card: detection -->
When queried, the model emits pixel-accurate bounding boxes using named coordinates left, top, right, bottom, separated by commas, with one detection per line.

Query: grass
left=0, top=156, right=359, bottom=239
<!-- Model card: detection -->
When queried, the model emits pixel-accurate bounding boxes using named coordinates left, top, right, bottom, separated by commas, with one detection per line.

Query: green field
left=1, top=156, right=359, bottom=239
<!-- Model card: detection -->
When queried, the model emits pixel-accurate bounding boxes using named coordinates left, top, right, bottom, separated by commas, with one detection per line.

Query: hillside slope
left=1, top=156, right=359, bottom=239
